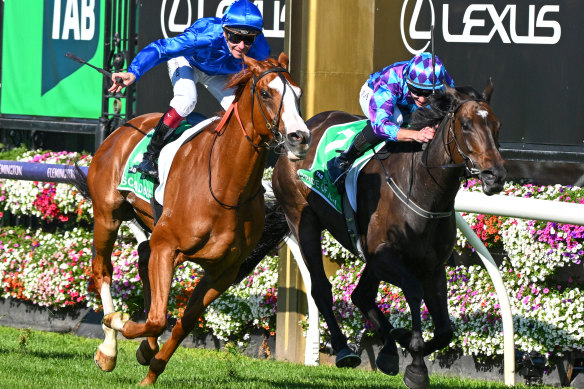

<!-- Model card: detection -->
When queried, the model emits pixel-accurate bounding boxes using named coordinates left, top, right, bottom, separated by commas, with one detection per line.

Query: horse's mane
left=224, top=56, right=283, bottom=97
left=408, top=86, right=483, bottom=130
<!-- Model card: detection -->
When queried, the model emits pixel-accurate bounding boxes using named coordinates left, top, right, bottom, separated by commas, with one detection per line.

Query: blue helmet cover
left=405, top=52, right=447, bottom=90
left=222, top=0, right=263, bottom=32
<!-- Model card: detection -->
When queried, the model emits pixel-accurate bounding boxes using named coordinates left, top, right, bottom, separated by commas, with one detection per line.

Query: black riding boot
left=135, top=118, right=176, bottom=180
left=327, top=128, right=376, bottom=185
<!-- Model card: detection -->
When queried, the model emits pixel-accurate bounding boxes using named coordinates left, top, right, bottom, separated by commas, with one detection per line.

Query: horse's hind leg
left=139, top=269, right=236, bottom=385
left=351, top=265, right=399, bottom=375
left=295, top=213, right=360, bottom=368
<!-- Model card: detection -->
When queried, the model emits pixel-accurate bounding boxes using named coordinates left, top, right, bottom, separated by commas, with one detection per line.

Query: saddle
left=117, top=115, right=217, bottom=225
left=297, top=120, right=390, bottom=259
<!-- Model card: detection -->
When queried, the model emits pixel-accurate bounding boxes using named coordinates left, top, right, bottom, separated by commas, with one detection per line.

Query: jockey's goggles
left=223, top=27, right=258, bottom=46
left=408, top=85, right=433, bottom=98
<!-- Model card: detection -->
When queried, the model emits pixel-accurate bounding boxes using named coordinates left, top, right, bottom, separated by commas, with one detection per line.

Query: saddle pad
left=297, top=120, right=385, bottom=214
left=117, top=117, right=216, bottom=204
left=154, top=116, right=218, bottom=205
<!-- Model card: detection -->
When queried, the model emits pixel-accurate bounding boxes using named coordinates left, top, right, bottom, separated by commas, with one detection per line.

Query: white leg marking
left=99, top=283, right=117, bottom=358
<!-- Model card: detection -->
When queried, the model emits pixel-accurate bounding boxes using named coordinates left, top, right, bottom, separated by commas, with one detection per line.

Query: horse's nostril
left=287, top=132, right=302, bottom=144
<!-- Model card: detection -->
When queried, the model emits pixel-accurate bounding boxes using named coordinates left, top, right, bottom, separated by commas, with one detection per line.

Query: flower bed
left=0, top=149, right=583, bottom=363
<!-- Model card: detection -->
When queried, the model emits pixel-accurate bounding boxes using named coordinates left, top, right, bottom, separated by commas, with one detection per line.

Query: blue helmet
left=222, top=0, right=263, bottom=33
left=405, top=52, right=447, bottom=90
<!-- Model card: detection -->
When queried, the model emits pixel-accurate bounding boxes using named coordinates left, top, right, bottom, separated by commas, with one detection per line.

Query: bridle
left=419, top=98, right=486, bottom=176
left=442, top=98, right=486, bottom=176
left=375, top=97, right=489, bottom=219
left=250, top=66, right=301, bottom=150
left=208, top=65, right=299, bottom=209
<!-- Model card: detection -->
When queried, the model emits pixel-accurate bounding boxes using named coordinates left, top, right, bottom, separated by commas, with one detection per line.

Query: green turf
left=0, top=326, right=558, bottom=388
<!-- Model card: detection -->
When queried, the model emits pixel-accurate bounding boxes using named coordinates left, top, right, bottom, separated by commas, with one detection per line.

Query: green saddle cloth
left=297, top=119, right=380, bottom=213
left=117, top=121, right=193, bottom=202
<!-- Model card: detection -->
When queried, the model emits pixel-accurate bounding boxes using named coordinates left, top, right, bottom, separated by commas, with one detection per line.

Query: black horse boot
left=135, top=118, right=176, bottom=180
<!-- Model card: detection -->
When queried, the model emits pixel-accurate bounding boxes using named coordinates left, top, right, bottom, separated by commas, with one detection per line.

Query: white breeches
left=359, top=82, right=374, bottom=119
left=167, top=56, right=236, bottom=117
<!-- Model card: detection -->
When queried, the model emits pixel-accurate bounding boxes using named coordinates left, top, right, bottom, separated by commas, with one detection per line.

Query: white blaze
left=267, top=77, right=309, bottom=136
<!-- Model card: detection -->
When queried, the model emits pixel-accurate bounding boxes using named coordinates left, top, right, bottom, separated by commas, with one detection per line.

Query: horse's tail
left=234, top=181, right=289, bottom=285
left=68, top=163, right=91, bottom=201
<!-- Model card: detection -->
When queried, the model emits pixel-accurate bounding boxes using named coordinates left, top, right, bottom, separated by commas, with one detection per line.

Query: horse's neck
left=407, top=126, right=463, bottom=211
left=213, top=102, right=267, bottom=199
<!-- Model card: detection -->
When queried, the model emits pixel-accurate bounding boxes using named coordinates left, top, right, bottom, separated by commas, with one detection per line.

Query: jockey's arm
left=396, top=127, right=435, bottom=143
left=108, top=29, right=198, bottom=94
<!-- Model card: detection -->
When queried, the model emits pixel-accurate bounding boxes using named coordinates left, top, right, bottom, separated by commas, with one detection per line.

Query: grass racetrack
left=0, top=326, right=557, bottom=388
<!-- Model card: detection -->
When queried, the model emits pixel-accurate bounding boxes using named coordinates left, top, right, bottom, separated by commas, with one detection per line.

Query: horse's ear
left=482, top=77, right=494, bottom=103
left=243, top=55, right=262, bottom=73
left=278, top=52, right=289, bottom=69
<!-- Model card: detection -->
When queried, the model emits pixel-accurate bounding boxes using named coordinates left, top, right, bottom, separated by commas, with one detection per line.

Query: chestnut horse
left=69, top=53, right=310, bottom=385
left=245, top=82, right=505, bottom=389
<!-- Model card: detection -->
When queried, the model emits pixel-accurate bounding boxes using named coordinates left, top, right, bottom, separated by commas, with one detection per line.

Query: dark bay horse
left=252, top=82, right=505, bottom=388
left=69, top=53, right=311, bottom=385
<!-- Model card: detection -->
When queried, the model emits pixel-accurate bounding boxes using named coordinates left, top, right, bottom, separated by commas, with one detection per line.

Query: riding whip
left=65, top=52, right=124, bottom=87
left=431, top=24, right=436, bottom=94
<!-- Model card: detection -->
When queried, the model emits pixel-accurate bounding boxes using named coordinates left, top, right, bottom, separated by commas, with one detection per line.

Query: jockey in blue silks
left=327, top=52, right=455, bottom=184
left=109, top=0, right=270, bottom=180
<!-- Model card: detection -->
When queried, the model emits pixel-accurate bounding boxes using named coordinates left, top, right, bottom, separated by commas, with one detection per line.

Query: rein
left=207, top=66, right=293, bottom=210
left=373, top=148, right=453, bottom=219
left=373, top=97, right=486, bottom=219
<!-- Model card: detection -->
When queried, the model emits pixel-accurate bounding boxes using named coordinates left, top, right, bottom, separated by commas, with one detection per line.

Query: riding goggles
left=223, top=27, right=258, bottom=46
left=408, top=85, right=433, bottom=98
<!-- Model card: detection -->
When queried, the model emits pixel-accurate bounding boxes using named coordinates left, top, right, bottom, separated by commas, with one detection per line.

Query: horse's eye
left=460, top=120, right=472, bottom=131
left=260, top=90, right=270, bottom=99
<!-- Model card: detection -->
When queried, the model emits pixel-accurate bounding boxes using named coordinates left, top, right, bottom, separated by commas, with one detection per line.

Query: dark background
left=404, top=0, right=583, bottom=160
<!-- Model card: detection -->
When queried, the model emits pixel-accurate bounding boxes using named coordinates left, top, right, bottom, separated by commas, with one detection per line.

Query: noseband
left=250, top=67, right=301, bottom=149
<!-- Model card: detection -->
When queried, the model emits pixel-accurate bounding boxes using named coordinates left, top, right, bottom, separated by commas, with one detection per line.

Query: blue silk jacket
left=128, top=17, right=271, bottom=81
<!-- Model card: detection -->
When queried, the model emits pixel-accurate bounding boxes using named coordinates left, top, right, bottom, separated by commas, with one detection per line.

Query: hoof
left=102, top=312, right=130, bottom=331
left=136, top=339, right=159, bottom=366
left=375, top=351, right=399, bottom=376
left=335, top=346, right=361, bottom=368
left=94, top=348, right=116, bottom=372
left=139, top=372, right=158, bottom=386
left=403, top=364, right=429, bottom=389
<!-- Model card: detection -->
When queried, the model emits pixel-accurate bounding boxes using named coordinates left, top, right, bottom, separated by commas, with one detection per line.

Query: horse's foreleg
left=421, top=265, right=452, bottom=356
left=91, top=217, right=121, bottom=372
left=401, top=277, right=429, bottom=389
left=135, top=241, right=160, bottom=366
left=296, top=218, right=361, bottom=368
left=140, top=271, right=233, bottom=386
left=351, top=265, right=398, bottom=375
left=105, top=240, right=175, bottom=339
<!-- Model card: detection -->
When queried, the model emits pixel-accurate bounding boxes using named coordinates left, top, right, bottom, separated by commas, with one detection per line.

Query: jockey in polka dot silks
left=109, top=0, right=271, bottom=181
left=327, top=52, right=455, bottom=185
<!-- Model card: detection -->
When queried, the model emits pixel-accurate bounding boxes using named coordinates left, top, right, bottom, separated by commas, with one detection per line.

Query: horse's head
left=443, top=80, right=507, bottom=195
left=238, top=53, right=311, bottom=161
